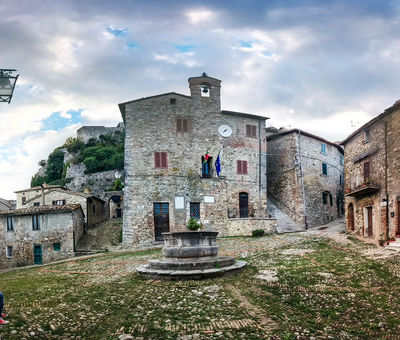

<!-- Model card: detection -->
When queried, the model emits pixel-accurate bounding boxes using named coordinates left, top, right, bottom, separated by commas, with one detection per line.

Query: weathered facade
left=342, top=101, right=400, bottom=242
left=76, top=123, right=124, bottom=143
left=267, top=128, right=344, bottom=229
left=0, top=198, right=13, bottom=211
left=0, top=205, right=84, bottom=268
left=24, top=188, right=107, bottom=227
left=119, top=74, right=276, bottom=246
left=14, top=184, right=64, bottom=209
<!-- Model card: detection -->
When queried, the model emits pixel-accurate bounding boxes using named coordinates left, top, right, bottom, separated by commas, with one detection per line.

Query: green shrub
left=186, top=218, right=201, bottom=231
left=252, top=229, right=265, bottom=237
left=63, top=137, right=85, bottom=154
left=31, top=174, right=46, bottom=187
left=45, top=149, right=65, bottom=183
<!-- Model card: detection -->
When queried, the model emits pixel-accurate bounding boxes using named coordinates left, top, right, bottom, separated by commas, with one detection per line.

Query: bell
left=202, top=86, right=209, bottom=94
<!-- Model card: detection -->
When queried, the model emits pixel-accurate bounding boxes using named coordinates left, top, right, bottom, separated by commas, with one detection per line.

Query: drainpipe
left=385, top=122, right=389, bottom=240
left=258, top=119, right=262, bottom=216
left=298, top=131, right=308, bottom=229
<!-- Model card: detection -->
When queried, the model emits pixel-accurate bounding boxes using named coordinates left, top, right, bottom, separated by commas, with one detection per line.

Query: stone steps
left=267, top=198, right=304, bottom=233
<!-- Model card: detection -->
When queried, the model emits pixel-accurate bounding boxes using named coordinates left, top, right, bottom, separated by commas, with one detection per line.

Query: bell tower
left=188, top=73, right=221, bottom=110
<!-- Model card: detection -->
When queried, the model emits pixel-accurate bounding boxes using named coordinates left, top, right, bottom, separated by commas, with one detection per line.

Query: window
left=364, top=162, right=370, bottom=182
left=176, top=118, right=189, bottom=133
left=246, top=124, right=257, bottom=138
left=237, top=160, right=248, bottom=175
left=154, top=152, right=168, bottom=169
left=202, top=156, right=213, bottom=178
left=53, top=243, right=61, bottom=251
left=321, top=143, right=327, bottom=154
left=32, top=215, right=40, bottom=230
left=322, top=163, right=328, bottom=175
left=33, top=202, right=40, bottom=206
left=93, top=204, right=96, bottom=214
left=52, top=200, right=66, bottom=206
left=6, top=216, right=14, bottom=231
left=322, top=192, right=329, bottom=205
left=6, top=246, right=12, bottom=259
left=22, top=196, right=26, bottom=205
left=329, top=193, right=333, bottom=206
left=190, top=203, right=200, bottom=219
left=170, top=98, right=176, bottom=105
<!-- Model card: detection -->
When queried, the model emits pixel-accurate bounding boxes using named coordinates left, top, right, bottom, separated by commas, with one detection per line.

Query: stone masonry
left=267, top=128, right=344, bottom=229
left=342, top=101, right=400, bottom=242
left=119, top=74, right=276, bottom=246
left=0, top=205, right=84, bottom=268
left=76, top=123, right=124, bottom=143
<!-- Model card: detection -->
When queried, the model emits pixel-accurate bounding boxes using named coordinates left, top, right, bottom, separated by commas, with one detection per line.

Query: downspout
left=385, top=122, right=389, bottom=240
left=298, top=131, right=308, bottom=229
left=258, top=119, right=262, bottom=216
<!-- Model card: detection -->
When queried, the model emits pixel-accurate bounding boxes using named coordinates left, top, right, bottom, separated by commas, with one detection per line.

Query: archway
left=109, top=195, right=123, bottom=219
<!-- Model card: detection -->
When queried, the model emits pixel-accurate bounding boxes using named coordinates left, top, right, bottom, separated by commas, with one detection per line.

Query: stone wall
left=267, top=130, right=344, bottom=229
left=223, top=218, right=277, bottom=237
left=121, top=74, right=268, bottom=246
left=344, top=104, right=400, bottom=241
left=0, top=208, right=83, bottom=268
left=77, top=123, right=124, bottom=143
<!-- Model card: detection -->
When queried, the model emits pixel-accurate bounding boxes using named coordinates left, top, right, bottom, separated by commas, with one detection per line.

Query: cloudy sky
left=1, top=0, right=399, bottom=199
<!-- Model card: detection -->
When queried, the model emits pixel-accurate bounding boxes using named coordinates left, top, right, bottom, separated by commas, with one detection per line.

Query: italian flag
left=203, top=149, right=210, bottom=164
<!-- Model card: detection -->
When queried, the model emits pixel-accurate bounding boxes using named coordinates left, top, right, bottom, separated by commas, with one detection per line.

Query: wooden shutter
left=243, top=161, right=248, bottom=174
left=155, top=152, right=161, bottom=168
left=183, top=119, right=188, bottom=132
left=161, top=152, right=167, bottom=168
left=176, top=119, right=182, bottom=132
left=364, top=162, right=370, bottom=181
left=246, top=125, right=251, bottom=137
left=237, top=160, right=242, bottom=174
left=251, top=125, right=256, bottom=137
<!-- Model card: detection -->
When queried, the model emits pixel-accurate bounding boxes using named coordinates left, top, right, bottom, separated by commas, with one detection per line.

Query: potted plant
left=186, top=217, right=201, bottom=231
left=378, top=240, right=385, bottom=246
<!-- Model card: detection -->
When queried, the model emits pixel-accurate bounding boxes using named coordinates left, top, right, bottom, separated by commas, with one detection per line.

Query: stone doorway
left=365, top=206, right=373, bottom=237
left=154, top=203, right=170, bottom=241
left=239, top=192, right=249, bottom=218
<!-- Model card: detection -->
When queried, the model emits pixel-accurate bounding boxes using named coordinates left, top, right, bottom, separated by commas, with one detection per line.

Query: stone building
left=0, top=198, right=13, bottom=211
left=342, top=101, right=400, bottom=242
left=267, top=128, right=344, bottom=229
left=0, top=204, right=84, bottom=268
left=23, top=187, right=107, bottom=227
left=119, top=73, right=276, bottom=246
left=14, top=184, right=64, bottom=209
left=77, top=123, right=124, bottom=143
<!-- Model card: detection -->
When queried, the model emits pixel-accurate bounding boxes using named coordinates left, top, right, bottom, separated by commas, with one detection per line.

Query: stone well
left=137, top=231, right=246, bottom=280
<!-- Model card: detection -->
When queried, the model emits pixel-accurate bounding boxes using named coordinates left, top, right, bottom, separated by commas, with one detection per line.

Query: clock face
left=218, top=125, right=232, bottom=137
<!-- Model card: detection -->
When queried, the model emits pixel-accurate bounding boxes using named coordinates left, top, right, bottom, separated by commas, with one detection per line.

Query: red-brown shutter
left=246, top=125, right=251, bottom=137
left=364, top=162, right=370, bottom=181
left=177, top=119, right=182, bottom=132
left=237, top=160, right=242, bottom=174
left=183, top=119, right=188, bottom=132
left=155, top=152, right=161, bottom=168
left=161, top=152, right=167, bottom=168
left=251, top=125, right=256, bottom=137
left=243, top=161, right=248, bottom=174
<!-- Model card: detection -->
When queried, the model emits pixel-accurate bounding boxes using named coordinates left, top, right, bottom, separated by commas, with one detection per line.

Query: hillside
left=30, top=130, right=125, bottom=197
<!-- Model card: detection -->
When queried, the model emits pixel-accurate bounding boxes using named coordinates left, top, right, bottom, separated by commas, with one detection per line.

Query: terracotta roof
left=341, top=101, right=400, bottom=145
left=267, top=128, right=344, bottom=154
left=221, top=110, right=269, bottom=121
left=0, top=204, right=82, bottom=216
left=14, top=184, right=65, bottom=193
left=25, top=188, right=104, bottom=204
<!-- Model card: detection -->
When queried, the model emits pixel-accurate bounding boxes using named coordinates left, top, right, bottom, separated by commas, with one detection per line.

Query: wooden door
left=367, top=206, right=373, bottom=237
left=154, top=203, right=169, bottom=241
left=33, top=245, right=42, bottom=265
left=397, top=201, right=400, bottom=235
left=239, top=193, right=249, bottom=218
left=348, top=203, right=354, bottom=231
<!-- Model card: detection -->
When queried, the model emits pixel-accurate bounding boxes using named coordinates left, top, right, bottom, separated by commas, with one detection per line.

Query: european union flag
left=215, top=151, right=221, bottom=177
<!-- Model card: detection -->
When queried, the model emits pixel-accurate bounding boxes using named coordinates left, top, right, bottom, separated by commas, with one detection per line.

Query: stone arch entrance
left=109, top=195, right=123, bottom=219
left=347, top=203, right=355, bottom=231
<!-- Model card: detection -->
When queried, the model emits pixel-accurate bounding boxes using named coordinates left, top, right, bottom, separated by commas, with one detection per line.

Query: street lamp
left=0, top=69, right=19, bottom=104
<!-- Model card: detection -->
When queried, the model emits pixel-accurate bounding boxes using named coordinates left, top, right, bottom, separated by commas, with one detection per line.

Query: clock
left=218, top=124, right=232, bottom=137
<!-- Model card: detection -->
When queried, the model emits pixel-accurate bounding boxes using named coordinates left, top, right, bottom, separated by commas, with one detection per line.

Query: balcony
left=345, top=180, right=380, bottom=197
